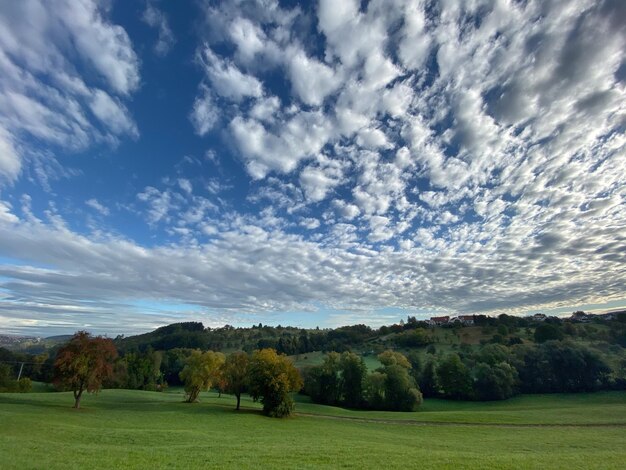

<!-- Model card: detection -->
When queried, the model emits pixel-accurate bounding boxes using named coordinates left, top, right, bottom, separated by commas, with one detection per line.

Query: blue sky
left=0, top=0, right=625, bottom=336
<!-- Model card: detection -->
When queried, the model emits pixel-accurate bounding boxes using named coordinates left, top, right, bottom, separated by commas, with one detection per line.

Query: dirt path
left=295, top=412, right=626, bottom=428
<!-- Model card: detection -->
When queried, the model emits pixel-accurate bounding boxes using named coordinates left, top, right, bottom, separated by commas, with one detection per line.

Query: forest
left=2, top=311, right=625, bottom=415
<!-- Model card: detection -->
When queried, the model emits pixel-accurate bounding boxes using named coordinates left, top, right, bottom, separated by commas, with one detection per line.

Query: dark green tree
left=419, top=359, right=439, bottom=397
left=339, top=351, right=367, bottom=408
left=534, top=324, right=563, bottom=343
left=436, top=354, right=473, bottom=400
left=473, top=362, right=518, bottom=400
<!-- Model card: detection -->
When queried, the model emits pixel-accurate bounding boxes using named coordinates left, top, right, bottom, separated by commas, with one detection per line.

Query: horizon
left=2, top=304, right=624, bottom=338
left=1, top=1, right=625, bottom=336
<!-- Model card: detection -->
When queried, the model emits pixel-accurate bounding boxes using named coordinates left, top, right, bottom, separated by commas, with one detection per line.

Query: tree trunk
left=236, top=393, right=241, bottom=410
left=73, top=388, right=83, bottom=409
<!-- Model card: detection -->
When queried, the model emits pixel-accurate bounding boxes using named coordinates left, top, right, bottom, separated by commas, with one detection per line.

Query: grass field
left=1, top=389, right=625, bottom=469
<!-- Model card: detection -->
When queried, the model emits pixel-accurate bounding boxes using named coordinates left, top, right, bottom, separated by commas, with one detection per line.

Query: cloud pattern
left=0, top=0, right=625, bottom=334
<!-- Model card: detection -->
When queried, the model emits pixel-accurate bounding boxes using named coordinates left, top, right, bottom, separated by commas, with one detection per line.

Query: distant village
left=425, top=310, right=621, bottom=327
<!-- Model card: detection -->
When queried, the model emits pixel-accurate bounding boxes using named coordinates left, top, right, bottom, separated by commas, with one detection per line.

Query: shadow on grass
left=0, top=391, right=268, bottom=418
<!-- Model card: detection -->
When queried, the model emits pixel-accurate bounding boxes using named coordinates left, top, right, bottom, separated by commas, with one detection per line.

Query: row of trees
left=178, top=348, right=302, bottom=417
left=417, top=341, right=615, bottom=401
left=43, top=325, right=626, bottom=412
left=53, top=332, right=303, bottom=417
left=303, top=351, right=423, bottom=411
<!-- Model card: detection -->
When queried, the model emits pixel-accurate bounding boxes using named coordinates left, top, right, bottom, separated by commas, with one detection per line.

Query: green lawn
left=1, top=389, right=625, bottom=469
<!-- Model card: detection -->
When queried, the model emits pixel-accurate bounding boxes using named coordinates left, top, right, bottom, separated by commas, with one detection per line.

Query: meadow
left=1, top=388, right=625, bottom=469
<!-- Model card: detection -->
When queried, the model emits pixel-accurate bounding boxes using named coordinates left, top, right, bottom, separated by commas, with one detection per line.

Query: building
left=428, top=316, right=450, bottom=326
left=456, top=315, right=475, bottom=326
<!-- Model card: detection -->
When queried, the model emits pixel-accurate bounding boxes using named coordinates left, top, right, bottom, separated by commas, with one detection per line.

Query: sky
left=0, top=0, right=625, bottom=337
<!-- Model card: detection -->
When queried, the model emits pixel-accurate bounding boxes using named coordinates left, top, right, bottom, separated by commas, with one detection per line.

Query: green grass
left=1, top=389, right=625, bottom=469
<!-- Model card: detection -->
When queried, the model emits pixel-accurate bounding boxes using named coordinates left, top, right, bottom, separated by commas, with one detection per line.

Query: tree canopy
left=248, top=348, right=302, bottom=417
left=220, top=351, right=250, bottom=410
left=53, top=331, right=118, bottom=408
left=179, top=350, right=225, bottom=403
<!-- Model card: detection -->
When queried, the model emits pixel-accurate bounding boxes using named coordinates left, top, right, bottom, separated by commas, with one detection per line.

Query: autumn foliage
left=179, top=350, right=225, bottom=403
left=247, top=348, right=303, bottom=417
left=54, top=331, right=118, bottom=408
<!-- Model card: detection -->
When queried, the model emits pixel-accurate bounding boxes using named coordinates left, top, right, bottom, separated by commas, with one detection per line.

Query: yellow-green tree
left=220, top=351, right=249, bottom=410
left=179, top=350, right=225, bottom=403
left=248, top=348, right=303, bottom=417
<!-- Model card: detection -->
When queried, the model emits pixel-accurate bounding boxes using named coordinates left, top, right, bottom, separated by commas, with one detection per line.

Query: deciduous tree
left=248, top=348, right=302, bottom=417
left=54, top=331, right=118, bottom=408
left=436, top=353, right=473, bottom=400
left=220, top=351, right=249, bottom=410
left=179, top=350, right=225, bottom=403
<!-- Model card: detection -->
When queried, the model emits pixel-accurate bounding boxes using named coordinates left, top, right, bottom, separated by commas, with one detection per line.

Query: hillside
left=1, top=389, right=625, bottom=469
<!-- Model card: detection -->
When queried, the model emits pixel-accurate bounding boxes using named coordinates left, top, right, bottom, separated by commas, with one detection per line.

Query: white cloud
left=300, top=217, right=320, bottom=230
left=190, top=86, right=218, bottom=136
left=230, top=110, right=333, bottom=178
left=287, top=48, right=341, bottom=106
left=85, top=198, right=110, bottom=216
left=0, top=0, right=140, bottom=185
left=89, top=89, right=138, bottom=138
left=60, top=0, right=140, bottom=95
left=3, top=0, right=625, bottom=333
left=333, top=200, right=360, bottom=220
left=300, top=164, right=342, bottom=202
left=228, top=17, right=267, bottom=63
left=0, top=200, right=18, bottom=224
left=0, top=125, right=20, bottom=182
left=142, top=2, right=176, bottom=57
left=198, top=46, right=263, bottom=102
left=178, top=178, right=192, bottom=195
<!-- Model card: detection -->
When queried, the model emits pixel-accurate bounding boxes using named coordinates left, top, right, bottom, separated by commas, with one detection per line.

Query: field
left=1, top=389, right=625, bottom=469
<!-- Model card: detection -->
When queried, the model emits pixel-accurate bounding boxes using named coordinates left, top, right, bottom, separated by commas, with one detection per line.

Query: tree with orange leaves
left=54, top=331, right=118, bottom=409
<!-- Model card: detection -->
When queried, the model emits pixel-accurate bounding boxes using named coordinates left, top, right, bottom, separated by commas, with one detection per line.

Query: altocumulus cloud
left=0, top=0, right=625, bottom=335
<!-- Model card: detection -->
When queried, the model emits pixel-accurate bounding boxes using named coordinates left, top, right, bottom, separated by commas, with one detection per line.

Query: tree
left=378, top=350, right=412, bottom=369
left=247, top=348, right=303, bottom=417
left=436, top=354, right=473, bottom=400
left=339, top=351, right=367, bottom=408
left=375, top=351, right=422, bottom=411
left=473, top=362, right=518, bottom=400
left=53, top=331, right=118, bottom=408
left=220, top=352, right=249, bottom=410
left=363, top=371, right=387, bottom=408
left=534, top=323, right=563, bottom=343
left=419, top=359, right=439, bottom=398
left=179, top=350, right=225, bottom=403
left=303, top=352, right=341, bottom=405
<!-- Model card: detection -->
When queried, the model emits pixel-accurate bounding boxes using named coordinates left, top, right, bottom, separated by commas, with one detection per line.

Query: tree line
left=53, top=332, right=302, bottom=417
left=4, top=312, right=625, bottom=414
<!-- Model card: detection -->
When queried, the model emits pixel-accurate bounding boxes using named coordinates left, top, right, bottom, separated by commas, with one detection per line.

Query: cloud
left=0, top=0, right=140, bottom=183
left=0, top=200, right=18, bottom=224
left=190, top=86, right=219, bottom=136
left=0, top=200, right=624, bottom=334
left=142, top=1, right=176, bottom=57
left=85, top=198, right=110, bottom=216
left=0, top=125, right=20, bottom=182
left=198, top=46, right=263, bottom=102
left=287, top=48, right=341, bottom=106
left=89, top=89, right=138, bottom=138
left=2, top=0, right=626, bottom=333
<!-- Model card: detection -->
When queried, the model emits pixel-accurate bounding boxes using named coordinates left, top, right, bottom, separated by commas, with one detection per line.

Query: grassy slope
left=1, top=389, right=625, bottom=469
